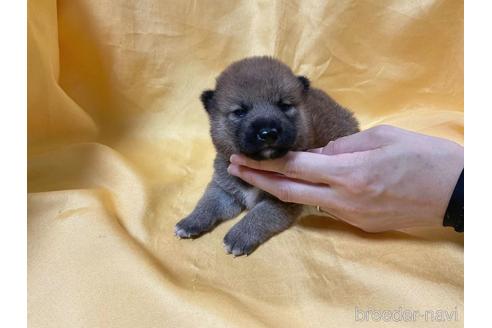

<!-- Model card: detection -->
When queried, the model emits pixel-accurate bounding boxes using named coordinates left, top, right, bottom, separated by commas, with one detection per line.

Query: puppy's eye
left=277, top=100, right=293, bottom=111
left=232, top=107, right=248, bottom=118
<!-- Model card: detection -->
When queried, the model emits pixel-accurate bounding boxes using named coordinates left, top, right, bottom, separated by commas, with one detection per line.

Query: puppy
left=175, top=56, right=359, bottom=256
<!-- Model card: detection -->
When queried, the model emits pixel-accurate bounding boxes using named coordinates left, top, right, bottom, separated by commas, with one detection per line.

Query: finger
left=230, top=151, right=350, bottom=185
left=316, top=125, right=394, bottom=155
left=317, top=207, right=343, bottom=221
left=307, top=147, right=324, bottom=154
left=227, top=164, right=340, bottom=208
left=317, top=206, right=364, bottom=226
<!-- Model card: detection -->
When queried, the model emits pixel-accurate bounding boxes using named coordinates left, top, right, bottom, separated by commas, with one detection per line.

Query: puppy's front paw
left=223, top=224, right=265, bottom=256
left=174, top=215, right=214, bottom=239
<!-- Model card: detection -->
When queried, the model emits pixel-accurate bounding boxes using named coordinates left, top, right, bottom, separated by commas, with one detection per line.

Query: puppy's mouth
left=243, top=147, right=289, bottom=161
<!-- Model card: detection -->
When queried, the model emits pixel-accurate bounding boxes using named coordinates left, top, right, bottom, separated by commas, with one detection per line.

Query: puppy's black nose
left=257, top=127, right=279, bottom=144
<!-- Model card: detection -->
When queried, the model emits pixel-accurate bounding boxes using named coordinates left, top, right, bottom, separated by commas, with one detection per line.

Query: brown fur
left=175, top=56, right=359, bottom=256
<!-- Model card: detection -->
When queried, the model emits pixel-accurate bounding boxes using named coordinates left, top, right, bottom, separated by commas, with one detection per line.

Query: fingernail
left=227, top=164, right=239, bottom=176
left=230, top=154, right=244, bottom=165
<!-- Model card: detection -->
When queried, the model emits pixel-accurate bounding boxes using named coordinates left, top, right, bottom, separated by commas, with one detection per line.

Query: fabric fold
left=28, top=1, right=463, bottom=327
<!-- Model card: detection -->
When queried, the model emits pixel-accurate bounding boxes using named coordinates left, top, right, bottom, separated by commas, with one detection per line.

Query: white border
left=465, top=1, right=492, bottom=326
left=0, top=1, right=27, bottom=327
left=0, top=0, right=483, bottom=326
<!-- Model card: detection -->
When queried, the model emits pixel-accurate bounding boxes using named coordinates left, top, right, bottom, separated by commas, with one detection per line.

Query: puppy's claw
left=174, top=227, right=191, bottom=239
left=224, top=243, right=232, bottom=254
left=232, top=249, right=243, bottom=257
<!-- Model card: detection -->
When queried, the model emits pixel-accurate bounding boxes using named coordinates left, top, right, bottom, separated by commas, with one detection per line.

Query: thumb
left=311, top=125, right=395, bottom=155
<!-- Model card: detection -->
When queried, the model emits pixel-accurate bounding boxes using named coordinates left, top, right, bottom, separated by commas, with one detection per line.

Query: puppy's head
left=201, top=56, right=310, bottom=160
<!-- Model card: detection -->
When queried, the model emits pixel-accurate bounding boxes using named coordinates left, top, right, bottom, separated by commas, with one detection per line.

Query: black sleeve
left=443, top=169, right=464, bottom=232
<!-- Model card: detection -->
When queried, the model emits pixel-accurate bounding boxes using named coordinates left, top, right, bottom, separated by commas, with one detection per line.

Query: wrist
left=437, top=141, right=464, bottom=227
left=443, top=169, right=464, bottom=232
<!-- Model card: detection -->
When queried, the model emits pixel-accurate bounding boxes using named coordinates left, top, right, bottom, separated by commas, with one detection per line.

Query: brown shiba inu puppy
left=175, top=56, right=359, bottom=256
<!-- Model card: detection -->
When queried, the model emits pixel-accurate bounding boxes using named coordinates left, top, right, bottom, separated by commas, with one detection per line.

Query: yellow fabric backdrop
left=28, top=0, right=463, bottom=327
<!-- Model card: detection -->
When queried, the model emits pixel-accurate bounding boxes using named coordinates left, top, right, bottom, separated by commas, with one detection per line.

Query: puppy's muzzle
left=239, top=116, right=296, bottom=160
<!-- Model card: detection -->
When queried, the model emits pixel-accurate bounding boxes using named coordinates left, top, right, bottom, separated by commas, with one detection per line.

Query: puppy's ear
left=297, top=76, right=310, bottom=91
left=200, top=89, right=215, bottom=112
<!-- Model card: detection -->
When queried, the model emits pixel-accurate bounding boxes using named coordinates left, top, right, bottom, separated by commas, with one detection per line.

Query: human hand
left=227, top=125, right=464, bottom=232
